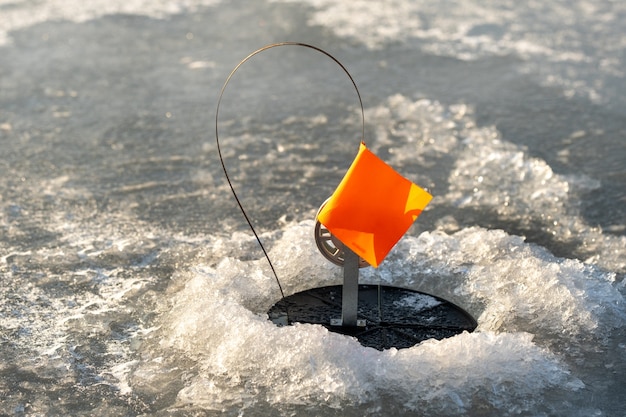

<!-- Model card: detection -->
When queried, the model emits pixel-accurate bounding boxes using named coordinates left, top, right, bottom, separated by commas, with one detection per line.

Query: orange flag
left=317, top=142, right=432, bottom=267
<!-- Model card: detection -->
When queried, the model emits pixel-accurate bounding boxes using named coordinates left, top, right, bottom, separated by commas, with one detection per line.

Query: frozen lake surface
left=1, top=0, right=625, bottom=415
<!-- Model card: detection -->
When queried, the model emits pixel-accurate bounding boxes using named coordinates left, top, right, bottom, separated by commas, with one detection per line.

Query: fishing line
left=215, top=42, right=366, bottom=303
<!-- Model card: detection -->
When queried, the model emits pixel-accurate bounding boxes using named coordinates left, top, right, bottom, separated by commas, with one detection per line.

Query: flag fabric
left=317, top=142, right=432, bottom=267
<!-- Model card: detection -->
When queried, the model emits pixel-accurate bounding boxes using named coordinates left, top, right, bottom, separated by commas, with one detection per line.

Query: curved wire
left=215, top=42, right=366, bottom=300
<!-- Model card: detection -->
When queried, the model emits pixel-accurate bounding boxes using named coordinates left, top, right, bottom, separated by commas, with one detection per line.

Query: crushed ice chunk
left=393, top=293, right=441, bottom=311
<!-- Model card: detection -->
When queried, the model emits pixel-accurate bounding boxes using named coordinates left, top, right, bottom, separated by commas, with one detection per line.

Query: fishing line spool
left=215, top=42, right=476, bottom=350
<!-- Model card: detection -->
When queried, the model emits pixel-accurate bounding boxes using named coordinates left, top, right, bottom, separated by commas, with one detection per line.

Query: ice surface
left=1, top=0, right=625, bottom=415
left=0, top=0, right=222, bottom=46
left=4, top=87, right=623, bottom=416
left=272, top=0, right=626, bottom=106
left=363, top=93, right=626, bottom=274
left=0, top=209, right=162, bottom=412
left=142, top=221, right=607, bottom=415
left=443, top=121, right=626, bottom=273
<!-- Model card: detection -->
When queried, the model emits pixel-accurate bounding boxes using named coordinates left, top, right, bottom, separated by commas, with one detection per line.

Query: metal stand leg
left=331, top=247, right=366, bottom=327
left=341, top=248, right=359, bottom=326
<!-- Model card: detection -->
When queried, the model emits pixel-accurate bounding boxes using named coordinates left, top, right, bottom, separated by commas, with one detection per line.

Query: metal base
left=268, top=284, right=477, bottom=350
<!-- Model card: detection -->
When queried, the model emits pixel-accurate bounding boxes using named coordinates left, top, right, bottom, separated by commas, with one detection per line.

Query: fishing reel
left=314, top=199, right=369, bottom=268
